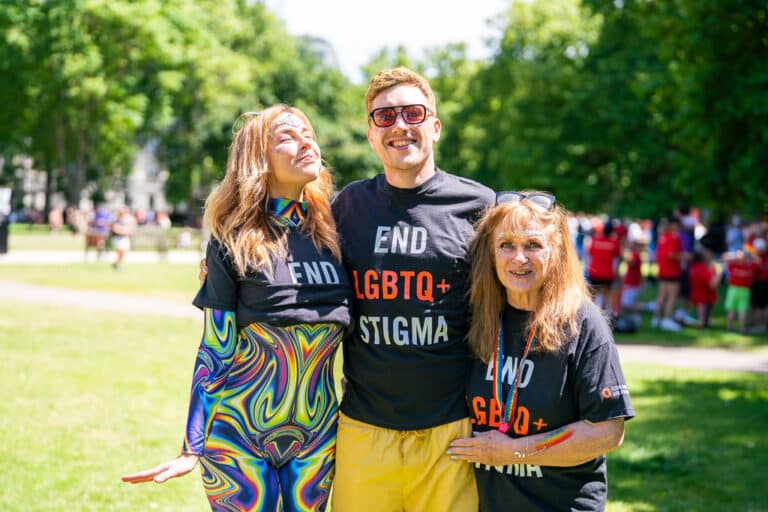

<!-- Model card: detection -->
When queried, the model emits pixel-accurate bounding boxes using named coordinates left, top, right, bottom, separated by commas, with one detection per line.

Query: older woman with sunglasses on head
left=448, top=191, right=634, bottom=512
left=122, top=105, right=351, bottom=512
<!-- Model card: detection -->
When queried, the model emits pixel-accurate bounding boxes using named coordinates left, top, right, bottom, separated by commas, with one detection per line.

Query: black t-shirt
left=193, top=232, right=351, bottom=328
left=332, top=169, right=495, bottom=429
left=467, top=302, right=635, bottom=512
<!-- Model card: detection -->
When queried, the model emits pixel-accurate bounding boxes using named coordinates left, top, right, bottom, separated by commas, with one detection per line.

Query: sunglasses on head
left=232, top=111, right=262, bottom=134
left=495, top=191, right=556, bottom=210
left=368, top=104, right=432, bottom=128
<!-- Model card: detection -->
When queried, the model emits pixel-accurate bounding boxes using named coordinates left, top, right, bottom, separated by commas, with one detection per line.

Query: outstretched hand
left=121, top=454, right=199, bottom=484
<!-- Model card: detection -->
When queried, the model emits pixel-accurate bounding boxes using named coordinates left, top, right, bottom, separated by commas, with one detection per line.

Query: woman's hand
left=198, top=259, right=208, bottom=285
left=121, top=453, right=199, bottom=484
left=450, top=419, right=625, bottom=467
left=448, top=430, right=514, bottom=467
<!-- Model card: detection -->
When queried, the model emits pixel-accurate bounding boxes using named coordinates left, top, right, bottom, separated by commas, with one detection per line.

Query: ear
left=432, top=117, right=442, bottom=143
left=367, top=124, right=375, bottom=148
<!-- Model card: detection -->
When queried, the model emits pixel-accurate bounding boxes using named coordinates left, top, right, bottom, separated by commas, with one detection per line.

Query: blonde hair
left=467, top=193, right=590, bottom=361
left=203, top=104, right=340, bottom=277
left=364, top=67, right=437, bottom=116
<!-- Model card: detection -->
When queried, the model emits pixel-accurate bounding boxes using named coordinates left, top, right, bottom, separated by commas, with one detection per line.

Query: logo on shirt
left=600, top=384, right=629, bottom=400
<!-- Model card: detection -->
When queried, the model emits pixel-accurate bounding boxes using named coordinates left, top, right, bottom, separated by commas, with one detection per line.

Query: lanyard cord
left=492, top=317, right=537, bottom=434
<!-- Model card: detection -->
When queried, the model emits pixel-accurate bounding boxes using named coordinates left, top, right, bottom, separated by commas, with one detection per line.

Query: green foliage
left=0, top=0, right=371, bottom=208
left=1, top=0, right=765, bottom=215
left=440, top=0, right=604, bottom=207
left=439, top=0, right=767, bottom=217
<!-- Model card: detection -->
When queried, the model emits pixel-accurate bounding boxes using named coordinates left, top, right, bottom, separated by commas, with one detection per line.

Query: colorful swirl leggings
left=183, top=309, right=343, bottom=512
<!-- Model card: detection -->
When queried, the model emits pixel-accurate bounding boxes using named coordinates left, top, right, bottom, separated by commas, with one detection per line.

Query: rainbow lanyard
left=492, top=318, right=537, bottom=434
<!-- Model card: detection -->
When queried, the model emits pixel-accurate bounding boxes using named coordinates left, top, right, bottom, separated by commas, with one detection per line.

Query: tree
left=444, top=0, right=602, bottom=212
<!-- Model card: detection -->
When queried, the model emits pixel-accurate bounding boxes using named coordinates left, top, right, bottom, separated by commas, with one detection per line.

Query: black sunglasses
left=495, top=191, right=556, bottom=210
left=368, top=104, right=432, bottom=128
left=231, top=111, right=262, bottom=134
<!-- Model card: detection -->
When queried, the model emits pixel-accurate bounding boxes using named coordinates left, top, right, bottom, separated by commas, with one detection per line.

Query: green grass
left=2, top=293, right=766, bottom=511
left=6, top=224, right=203, bottom=251
left=6, top=229, right=86, bottom=251
left=0, top=263, right=200, bottom=302
left=609, top=364, right=768, bottom=512
left=614, top=319, right=767, bottom=349
left=0, top=300, right=209, bottom=512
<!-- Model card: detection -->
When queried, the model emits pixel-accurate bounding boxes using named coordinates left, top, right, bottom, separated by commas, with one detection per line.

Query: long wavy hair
left=467, top=195, right=590, bottom=362
left=203, top=104, right=340, bottom=277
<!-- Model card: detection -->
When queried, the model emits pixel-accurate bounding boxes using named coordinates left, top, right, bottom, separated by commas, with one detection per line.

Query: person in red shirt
left=723, top=247, right=759, bottom=334
left=688, top=249, right=720, bottom=328
left=620, top=240, right=644, bottom=313
left=587, top=220, right=623, bottom=315
left=652, top=217, right=686, bottom=331
left=749, top=238, right=768, bottom=333
left=609, top=219, right=629, bottom=314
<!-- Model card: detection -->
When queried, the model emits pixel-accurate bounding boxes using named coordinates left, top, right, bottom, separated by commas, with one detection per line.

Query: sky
left=264, top=0, right=509, bottom=84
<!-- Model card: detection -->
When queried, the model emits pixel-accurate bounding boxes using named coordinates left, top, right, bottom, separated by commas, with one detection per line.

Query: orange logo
left=601, top=387, right=613, bottom=399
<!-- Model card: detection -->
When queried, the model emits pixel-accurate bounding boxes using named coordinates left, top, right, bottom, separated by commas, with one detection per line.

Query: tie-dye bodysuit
left=185, top=199, right=350, bottom=512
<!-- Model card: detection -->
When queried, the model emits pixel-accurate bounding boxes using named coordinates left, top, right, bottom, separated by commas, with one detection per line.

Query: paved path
left=1, top=279, right=767, bottom=374
left=614, top=344, right=768, bottom=374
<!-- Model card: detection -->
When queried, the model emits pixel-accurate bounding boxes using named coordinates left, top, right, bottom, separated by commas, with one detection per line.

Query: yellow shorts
left=331, top=413, right=477, bottom=512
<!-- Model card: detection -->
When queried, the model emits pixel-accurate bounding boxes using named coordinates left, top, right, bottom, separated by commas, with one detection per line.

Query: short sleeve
left=573, top=312, right=635, bottom=423
left=192, top=237, right=238, bottom=311
left=576, top=341, right=634, bottom=423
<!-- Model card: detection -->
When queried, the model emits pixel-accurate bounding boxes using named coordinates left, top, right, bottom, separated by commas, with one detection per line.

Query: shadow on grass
left=609, top=371, right=768, bottom=512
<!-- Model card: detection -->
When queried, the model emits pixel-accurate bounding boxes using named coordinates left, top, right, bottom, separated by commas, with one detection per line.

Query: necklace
left=492, top=316, right=537, bottom=434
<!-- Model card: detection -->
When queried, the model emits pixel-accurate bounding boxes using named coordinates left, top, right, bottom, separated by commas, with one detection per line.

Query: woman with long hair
left=449, top=191, right=634, bottom=511
left=123, top=105, right=351, bottom=512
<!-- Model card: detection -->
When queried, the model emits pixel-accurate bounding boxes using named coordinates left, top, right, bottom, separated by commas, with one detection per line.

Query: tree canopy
left=1, top=0, right=765, bottom=219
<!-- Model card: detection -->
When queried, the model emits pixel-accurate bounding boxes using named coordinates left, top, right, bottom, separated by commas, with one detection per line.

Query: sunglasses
left=368, top=104, right=432, bottom=128
left=231, top=111, right=262, bottom=134
left=495, top=191, right=556, bottom=210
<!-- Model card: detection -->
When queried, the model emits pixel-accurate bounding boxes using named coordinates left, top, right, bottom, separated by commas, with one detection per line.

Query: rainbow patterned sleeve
left=181, top=308, right=238, bottom=455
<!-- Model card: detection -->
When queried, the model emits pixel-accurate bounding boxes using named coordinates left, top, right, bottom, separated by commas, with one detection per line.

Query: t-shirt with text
left=193, top=234, right=351, bottom=328
left=332, top=169, right=494, bottom=429
left=466, top=302, right=635, bottom=512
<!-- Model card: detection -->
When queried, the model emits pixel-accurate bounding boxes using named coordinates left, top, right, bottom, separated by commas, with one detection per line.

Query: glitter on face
left=495, top=231, right=545, bottom=239
left=272, top=114, right=304, bottom=130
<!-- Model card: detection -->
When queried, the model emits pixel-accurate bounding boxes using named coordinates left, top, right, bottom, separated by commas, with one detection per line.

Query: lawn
left=0, top=300, right=208, bottom=512
left=608, top=364, right=767, bottom=512
left=0, top=263, right=201, bottom=303
left=6, top=223, right=203, bottom=252
left=2, top=295, right=766, bottom=511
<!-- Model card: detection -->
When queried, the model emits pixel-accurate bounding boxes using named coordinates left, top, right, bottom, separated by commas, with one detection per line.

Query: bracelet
left=513, top=437, right=547, bottom=459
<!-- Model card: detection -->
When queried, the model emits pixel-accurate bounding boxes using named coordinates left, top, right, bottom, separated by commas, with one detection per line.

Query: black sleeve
left=574, top=313, right=635, bottom=423
left=192, top=237, right=238, bottom=311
